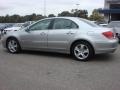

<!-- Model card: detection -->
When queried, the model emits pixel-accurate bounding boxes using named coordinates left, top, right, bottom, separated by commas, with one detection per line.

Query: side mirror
left=25, top=27, right=30, bottom=32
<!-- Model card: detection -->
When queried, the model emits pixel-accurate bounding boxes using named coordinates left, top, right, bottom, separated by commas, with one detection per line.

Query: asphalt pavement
left=0, top=42, right=120, bottom=90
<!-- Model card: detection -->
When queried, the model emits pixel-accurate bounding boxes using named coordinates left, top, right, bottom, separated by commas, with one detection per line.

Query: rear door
left=48, top=18, right=79, bottom=51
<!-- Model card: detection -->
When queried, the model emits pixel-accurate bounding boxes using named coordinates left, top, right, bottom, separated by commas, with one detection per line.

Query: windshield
left=21, top=21, right=35, bottom=29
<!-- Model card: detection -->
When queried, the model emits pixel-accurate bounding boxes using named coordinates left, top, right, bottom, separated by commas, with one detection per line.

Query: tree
left=0, top=16, right=4, bottom=23
left=89, top=9, right=104, bottom=22
left=58, top=11, right=72, bottom=17
left=29, top=13, right=37, bottom=21
left=3, top=15, right=10, bottom=23
left=0, top=9, right=89, bottom=23
left=71, top=9, right=88, bottom=19
left=35, top=14, right=45, bottom=20
left=10, top=15, right=21, bottom=23
left=48, top=14, right=55, bottom=17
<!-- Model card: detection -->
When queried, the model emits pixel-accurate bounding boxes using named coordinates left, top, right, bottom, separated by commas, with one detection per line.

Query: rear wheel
left=6, top=38, right=21, bottom=53
left=71, top=41, right=94, bottom=61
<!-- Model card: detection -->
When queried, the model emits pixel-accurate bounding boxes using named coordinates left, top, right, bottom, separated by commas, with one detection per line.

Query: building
left=99, top=0, right=120, bottom=22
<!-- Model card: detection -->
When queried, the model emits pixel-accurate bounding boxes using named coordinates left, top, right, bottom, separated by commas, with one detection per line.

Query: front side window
left=29, top=19, right=51, bottom=31
left=53, top=18, right=78, bottom=29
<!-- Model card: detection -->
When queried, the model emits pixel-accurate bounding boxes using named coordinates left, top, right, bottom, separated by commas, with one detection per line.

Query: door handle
left=40, top=32, right=46, bottom=35
left=66, top=31, right=75, bottom=35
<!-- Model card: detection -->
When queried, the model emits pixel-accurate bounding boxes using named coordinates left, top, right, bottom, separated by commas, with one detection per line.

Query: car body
left=3, top=22, right=35, bottom=34
left=1, top=17, right=118, bottom=61
left=108, top=21, right=120, bottom=41
left=21, top=21, right=35, bottom=28
left=0, top=23, right=14, bottom=39
left=91, top=21, right=98, bottom=24
left=3, top=23, right=24, bottom=33
left=0, top=30, right=1, bottom=39
left=0, top=23, right=9, bottom=30
left=99, top=23, right=108, bottom=27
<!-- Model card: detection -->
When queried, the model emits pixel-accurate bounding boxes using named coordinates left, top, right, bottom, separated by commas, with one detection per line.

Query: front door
left=20, top=19, right=52, bottom=49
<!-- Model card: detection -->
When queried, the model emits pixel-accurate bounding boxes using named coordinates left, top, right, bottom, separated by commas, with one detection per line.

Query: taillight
left=102, top=31, right=115, bottom=39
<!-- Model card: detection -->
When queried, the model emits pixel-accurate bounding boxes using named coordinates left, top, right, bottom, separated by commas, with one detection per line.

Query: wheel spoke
left=80, top=53, right=87, bottom=58
left=83, top=49, right=89, bottom=54
left=9, top=42, right=12, bottom=47
left=8, top=40, right=18, bottom=53
left=76, top=52, right=81, bottom=57
left=74, top=44, right=89, bottom=60
left=75, top=47, right=80, bottom=52
left=80, top=44, right=85, bottom=50
left=13, top=44, right=17, bottom=48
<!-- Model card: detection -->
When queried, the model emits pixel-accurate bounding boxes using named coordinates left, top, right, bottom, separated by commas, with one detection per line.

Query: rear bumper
left=94, top=39, right=118, bottom=54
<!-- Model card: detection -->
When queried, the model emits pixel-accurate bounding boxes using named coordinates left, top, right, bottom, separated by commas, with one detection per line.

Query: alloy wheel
left=74, top=44, right=89, bottom=60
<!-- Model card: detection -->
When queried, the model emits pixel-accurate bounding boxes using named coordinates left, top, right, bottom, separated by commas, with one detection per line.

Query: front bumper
left=1, top=35, right=7, bottom=48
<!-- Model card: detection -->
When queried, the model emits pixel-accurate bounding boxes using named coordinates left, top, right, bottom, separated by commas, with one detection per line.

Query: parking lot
left=0, top=41, right=120, bottom=90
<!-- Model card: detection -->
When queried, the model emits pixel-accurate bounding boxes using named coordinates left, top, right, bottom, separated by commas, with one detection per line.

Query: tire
left=71, top=41, right=94, bottom=61
left=6, top=38, right=21, bottom=54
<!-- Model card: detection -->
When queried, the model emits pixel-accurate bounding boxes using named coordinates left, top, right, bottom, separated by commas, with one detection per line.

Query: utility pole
left=76, top=4, right=80, bottom=11
left=76, top=4, right=80, bottom=17
left=44, top=0, right=46, bottom=16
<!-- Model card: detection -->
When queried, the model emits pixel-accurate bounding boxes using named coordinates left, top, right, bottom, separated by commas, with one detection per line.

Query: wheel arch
left=6, top=36, right=20, bottom=48
left=70, top=39, right=95, bottom=54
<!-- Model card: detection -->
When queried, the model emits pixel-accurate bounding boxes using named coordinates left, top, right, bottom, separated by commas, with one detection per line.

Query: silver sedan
left=1, top=17, right=118, bottom=61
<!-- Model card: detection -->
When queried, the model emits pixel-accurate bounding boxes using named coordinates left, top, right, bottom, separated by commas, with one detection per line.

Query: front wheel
left=71, top=41, right=94, bottom=61
left=6, top=38, right=21, bottom=53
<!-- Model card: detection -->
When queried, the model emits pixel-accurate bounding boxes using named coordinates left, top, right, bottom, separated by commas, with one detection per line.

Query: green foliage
left=58, top=11, right=73, bottom=17
left=71, top=9, right=88, bottom=19
left=48, top=14, right=56, bottom=17
left=0, top=14, right=45, bottom=23
left=89, top=9, right=104, bottom=22
left=58, top=9, right=88, bottom=19
left=0, top=9, right=104, bottom=23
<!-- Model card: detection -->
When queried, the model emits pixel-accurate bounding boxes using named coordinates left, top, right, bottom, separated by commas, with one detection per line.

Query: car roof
left=39, top=17, right=82, bottom=21
left=46, top=17, right=78, bottom=19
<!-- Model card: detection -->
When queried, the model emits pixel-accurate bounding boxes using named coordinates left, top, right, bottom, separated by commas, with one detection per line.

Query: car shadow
left=91, top=54, right=114, bottom=62
left=21, top=50, right=72, bottom=60
left=4, top=49, right=114, bottom=62
left=21, top=50, right=114, bottom=62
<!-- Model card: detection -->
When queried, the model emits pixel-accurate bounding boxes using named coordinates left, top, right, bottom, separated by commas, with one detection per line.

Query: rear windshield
left=77, top=18, right=100, bottom=29
left=78, top=18, right=99, bottom=27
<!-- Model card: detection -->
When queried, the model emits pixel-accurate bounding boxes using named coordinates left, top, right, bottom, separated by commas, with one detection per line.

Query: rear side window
left=71, top=22, right=78, bottom=29
left=53, top=18, right=78, bottom=29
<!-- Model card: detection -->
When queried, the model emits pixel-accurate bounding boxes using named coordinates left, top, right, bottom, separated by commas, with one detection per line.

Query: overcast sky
left=0, top=0, right=104, bottom=16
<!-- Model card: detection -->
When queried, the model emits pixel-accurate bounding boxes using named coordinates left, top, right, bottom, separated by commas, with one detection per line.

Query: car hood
left=4, top=27, right=21, bottom=31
